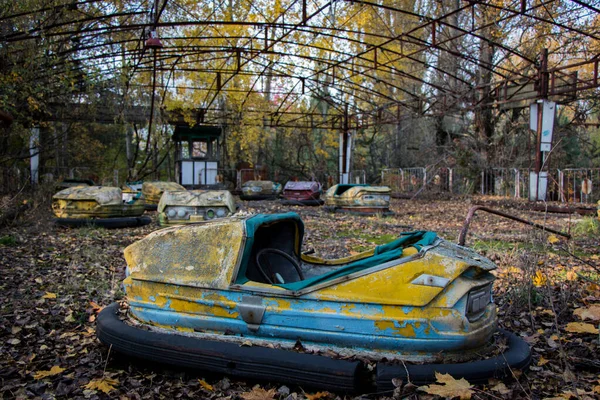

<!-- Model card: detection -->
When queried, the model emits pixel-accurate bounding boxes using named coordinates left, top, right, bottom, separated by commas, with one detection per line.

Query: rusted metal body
left=97, top=212, right=531, bottom=388
left=281, top=181, right=323, bottom=206
left=119, top=213, right=498, bottom=361
left=240, top=180, right=282, bottom=200
left=157, top=190, right=236, bottom=226
left=52, top=186, right=145, bottom=219
left=141, top=181, right=186, bottom=208
left=324, top=184, right=392, bottom=215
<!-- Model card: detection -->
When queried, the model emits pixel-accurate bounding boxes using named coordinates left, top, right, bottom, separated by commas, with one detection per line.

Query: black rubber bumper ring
left=376, top=329, right=531, bottom=390
left=54, top=216, right=152, bottom=229
left=281, top=199, right=324, bottom=206
left=97, top=303, right=362, bottom=392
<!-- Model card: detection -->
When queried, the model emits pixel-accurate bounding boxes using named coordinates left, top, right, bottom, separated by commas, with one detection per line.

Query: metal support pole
left=30, top=127, right=39, bottom=186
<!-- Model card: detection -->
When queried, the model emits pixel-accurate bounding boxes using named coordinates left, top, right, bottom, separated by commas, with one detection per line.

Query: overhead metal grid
left=1, top=0, right=599, bottom=129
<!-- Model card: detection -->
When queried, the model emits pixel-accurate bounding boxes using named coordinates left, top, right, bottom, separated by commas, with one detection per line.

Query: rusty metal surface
left=52, top=186, right=146, bottom=218
left=142, top=181, right=186, bottom=204
left=122, top=214, right=499, bottom=361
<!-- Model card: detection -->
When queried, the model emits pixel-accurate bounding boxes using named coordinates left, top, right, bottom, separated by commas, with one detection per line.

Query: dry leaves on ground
left=418, top=372, right=474, bottom=400
left=33, top=366, right=65, bottom=380
left=83, top=377, right=119, bottom=394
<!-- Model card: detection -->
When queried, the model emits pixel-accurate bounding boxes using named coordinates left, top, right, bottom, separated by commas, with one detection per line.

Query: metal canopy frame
left=2, top=0, right=600, bottom=130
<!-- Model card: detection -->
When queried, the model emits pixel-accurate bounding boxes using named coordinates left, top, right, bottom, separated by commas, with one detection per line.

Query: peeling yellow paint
left=311, top=252, right=483, bottom=307
left=125, top=219, right=244, bottom=289
left=52, top=186, right=144, bottom=218
left=142, top=181, right=186, bottom=204
left=375, top=320, right=417, bottom=337
left=274, top=298, right=292, bottom=310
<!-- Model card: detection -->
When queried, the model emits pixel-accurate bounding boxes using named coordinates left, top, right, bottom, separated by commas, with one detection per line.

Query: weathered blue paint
left=127, top=287, right=497, bottom=355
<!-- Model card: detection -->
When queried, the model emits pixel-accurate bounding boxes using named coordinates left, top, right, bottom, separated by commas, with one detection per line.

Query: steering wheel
left=255, top=248, right=305, bottom=284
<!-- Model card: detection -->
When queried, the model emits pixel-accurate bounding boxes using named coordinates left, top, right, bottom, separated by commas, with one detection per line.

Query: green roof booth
left=173, top=125, right=222, bottom=189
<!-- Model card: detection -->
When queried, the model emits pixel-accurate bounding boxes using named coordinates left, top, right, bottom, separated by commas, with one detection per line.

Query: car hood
left=124, top=213, right=496, bottom=307
left=142, top=181, right=186, bottom=198
left=53, top=186, right=123, bottom=205
left=242, top=180, right=281, bottom=193
left=284, top=181, right=320, bottom=191
left=157, top=190, right=236, bottom=213
left=309, top=239, right=497, bottom=307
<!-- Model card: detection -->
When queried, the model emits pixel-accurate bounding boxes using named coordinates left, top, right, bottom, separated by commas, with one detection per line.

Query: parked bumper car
left=52, top=186, right=151, bottom=228
left=240, top=180, right=282, bottom=200
left=324, top=184, right=393, bottom=215
left=141, top=181, right=186, bottom=210
left=157, top=190, right=236, bottom=226
left=281, top=181, right=324, bottom=206
left=56, top=178, right=96, bottom=191
left=97, top=212, right=530, bottom=391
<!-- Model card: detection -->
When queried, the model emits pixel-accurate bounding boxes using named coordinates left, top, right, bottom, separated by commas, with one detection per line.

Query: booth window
left=180, top=142, right=190, bottom=159
left=192, top=140, right=208, bottom=158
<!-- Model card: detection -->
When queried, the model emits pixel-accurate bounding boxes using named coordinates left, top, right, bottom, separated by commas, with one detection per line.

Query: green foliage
left=0, top=235, right=18, bottom=246
left=572, top=217, right=600, bottom=238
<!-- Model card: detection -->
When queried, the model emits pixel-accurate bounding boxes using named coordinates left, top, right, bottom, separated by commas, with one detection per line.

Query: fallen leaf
left=565, top=270, right=578, bottom=281
left=564, top=322, right=599, bottom=334
left=240, top=386, right=277, bottom=400
left=490, top=381, right=511, bottom=395
left=533, top=270, right=547, bottom=287
left=198, top=379, right=213, bottom=391
left=7, top=338, right=21, bottom=345
left=538, top=356, right=550, bottom=366
left=34, top=365, right=65, bottom=379
left=574, top=305, right=600, bottom=321
left=548, top=234, right=560, bottom=244
left=563, top=388, right=594, bottom=397
left=41, top=292, right=56, bottom=299
left=419, top=372, right=474, bottom=399
left=89, top=301, right=104, bottom=313
left=64, top=313, right=75, bottom=322
left=83, top=377, right=119, bottom=394
left=306, top=391, right=332, bottom=400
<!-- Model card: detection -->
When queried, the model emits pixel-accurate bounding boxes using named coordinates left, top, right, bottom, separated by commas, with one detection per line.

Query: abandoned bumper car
left=157, top=190, right=236, bottom=226
left=97, top=213, right=530, bottom=391
left=281, top=181, right=324, bottom=206
left=141, top=181, right=186, bottom=210
left=52, top=186, right=151, bottom=228
left=324, top=184, right=394, bottom=215
left=240, top=180, right=282, bottom=200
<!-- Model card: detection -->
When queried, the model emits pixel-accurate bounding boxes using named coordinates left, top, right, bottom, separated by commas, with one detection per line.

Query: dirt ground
left=1, top=197, right=599, bottom=399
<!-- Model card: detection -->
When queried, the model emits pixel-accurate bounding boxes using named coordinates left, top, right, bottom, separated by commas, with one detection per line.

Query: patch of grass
left=472, top=239, right=550, bottom=254
left=337, top=229, right=397, bottom=245
left=0, top=235, right=17, bottom=246
left=572, top=217, right=600, bottom=238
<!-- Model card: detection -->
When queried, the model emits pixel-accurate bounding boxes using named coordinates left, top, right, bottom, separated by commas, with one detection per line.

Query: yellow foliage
left=565, top=270, right=578, bottom=281
left=564, top=322, right=599, bottom=334
left=240, top=386, right=277, bottom=400
left=34, top=366, right=65, bottom=379
left=574, top=305, right=600, bottom=321
left=548, top=234, right=560, bottom=244
left=42, top=292, right=57, bottom=299
left=533, top=270, right=547, bottom=287
left=198, top=379, right=213, bottom=391
left=419, top=372, right=474, bottom=399
left=83, top=377, right=119, bottom=394
left=306, top=392, right=332, bottom=400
